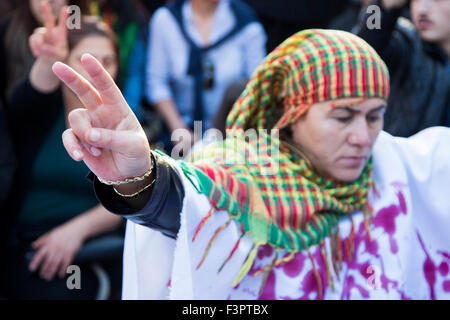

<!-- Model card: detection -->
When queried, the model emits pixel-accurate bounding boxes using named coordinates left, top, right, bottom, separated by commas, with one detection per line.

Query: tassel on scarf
left=192, top=207, right=215, bottom=242
left=308, top=250, right=323, bottom=300
left=363, top=208, right=373, bottom=242
left=218, top=232, right=245, bottom=273
left=331, top=228, right=343, bottom=280
left=257, top=251, right=278, bottom=297
left=320, top=242, right=334, bottom=292
left=232, top=241, right=263, bottom=287
left=345, top=214, right=356, bottom=261
left=250, top=251, right=296, bottom=277
left=196, top=219, right=231, bottom=270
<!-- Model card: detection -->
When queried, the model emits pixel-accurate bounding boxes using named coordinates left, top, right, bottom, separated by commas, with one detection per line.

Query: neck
left=191, top=0, right=219, bottom=17
left=441, top=38, right=450, bottom=60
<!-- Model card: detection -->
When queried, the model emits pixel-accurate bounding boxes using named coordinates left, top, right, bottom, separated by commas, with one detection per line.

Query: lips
left=417, top=19, right=433, bottom=30
left=339, top=156, right=368, bottom=167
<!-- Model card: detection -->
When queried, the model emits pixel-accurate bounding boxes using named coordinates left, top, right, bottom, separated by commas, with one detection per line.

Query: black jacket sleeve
left=89, top=151, right=184, bottom=239
left=7, top=77, right=63, bottom=150
left=355, top=0, right=406, bottom=71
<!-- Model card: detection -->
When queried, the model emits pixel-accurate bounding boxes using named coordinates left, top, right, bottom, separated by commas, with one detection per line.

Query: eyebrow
left=330, top=105, right=387, bottom=115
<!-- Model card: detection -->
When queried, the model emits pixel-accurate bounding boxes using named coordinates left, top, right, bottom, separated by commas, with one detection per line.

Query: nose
left=348, top=118, right=371, bottom=147
left=414, top=0, right=431, bottom=14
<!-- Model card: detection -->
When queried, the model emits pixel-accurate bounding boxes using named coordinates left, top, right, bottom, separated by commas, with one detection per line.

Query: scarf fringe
left=251, top=251, right=296, bottom=277
left=218, top=232, right=245, bottom=273
left=257, top=251, right=278, bottom=297
left=308, top=250, right=323, bottom=299
left=196, top=219, right=231, bottom=270
left=363, top=208, right=373, bottom=242
left=345, top=214, right=356, bottom=261
left=232, top=241, right=263, bottom=287
left=192, top=207, right=215, bottom=242
left=194, top=202, right=375, bottom=296
left=331, top=228, right=343, bottom=280
left=320, top=242, right=334, bottom=292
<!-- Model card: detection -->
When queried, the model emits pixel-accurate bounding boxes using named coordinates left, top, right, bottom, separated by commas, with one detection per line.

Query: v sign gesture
left=29, top=1, right=69, bottom=63
left=53, top=54, right=153, bottom=197
left=29, top=1, right=69, bottom=93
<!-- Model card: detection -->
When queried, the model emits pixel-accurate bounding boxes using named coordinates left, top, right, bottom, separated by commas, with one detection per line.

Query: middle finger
left=52, top=62, right=103, bottom=112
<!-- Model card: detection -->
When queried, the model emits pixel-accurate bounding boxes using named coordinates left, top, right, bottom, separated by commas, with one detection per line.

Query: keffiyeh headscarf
left=178, top=29, right=390, bottom=290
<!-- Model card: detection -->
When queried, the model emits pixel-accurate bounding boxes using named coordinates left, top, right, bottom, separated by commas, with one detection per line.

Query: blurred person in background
left=146, top=0, right=266, bottom=154
left=0, top=0, right=16, bottom=22
left=0, top=0, right=88, bottom=106
left=0, top=100, right=16, bottom=299
left=87, top=0, right=165, bottom=119
left=243, top=0, right=350, bottom=52
left=3, top=3, right=123, bottom=299
left=356, top=0, right=450, bottom=137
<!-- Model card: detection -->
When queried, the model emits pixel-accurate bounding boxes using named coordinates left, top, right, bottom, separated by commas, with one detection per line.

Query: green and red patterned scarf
left=179, top=29, right=390, bottom=286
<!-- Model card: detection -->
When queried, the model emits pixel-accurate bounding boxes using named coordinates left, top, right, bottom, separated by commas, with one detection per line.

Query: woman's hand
left=29, top=1, right=69, bottom=63
left=28, top=222, right=86, bottom=281
left=53, top=54, right=152, bottom=185
left=29, top=1, right=69, bottom=92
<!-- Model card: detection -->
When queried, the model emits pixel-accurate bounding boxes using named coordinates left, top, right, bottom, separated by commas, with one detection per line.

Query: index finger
left=52, top=61, right=103, bottom=112
left=40, top=1, right=56, bottom=30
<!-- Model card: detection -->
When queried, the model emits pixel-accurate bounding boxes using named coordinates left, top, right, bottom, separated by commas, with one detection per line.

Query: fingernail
left=91, top=146, right=101, bottom=157
left=90, top=129, right=100, bottom=142
left=73, top=150, right=82, bottom=159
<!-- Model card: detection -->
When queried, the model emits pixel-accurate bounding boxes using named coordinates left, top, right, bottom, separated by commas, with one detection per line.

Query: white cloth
left=122, top=127, right=450, bottom=299
left=145, top=0, right=267, bottom=129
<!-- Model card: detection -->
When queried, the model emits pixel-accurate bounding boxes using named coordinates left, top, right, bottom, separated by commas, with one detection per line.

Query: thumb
left=86, top=127, right=149, bottom=156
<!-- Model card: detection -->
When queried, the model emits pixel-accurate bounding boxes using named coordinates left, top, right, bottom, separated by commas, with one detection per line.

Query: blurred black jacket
left=243, top=0, right=349, bottom=51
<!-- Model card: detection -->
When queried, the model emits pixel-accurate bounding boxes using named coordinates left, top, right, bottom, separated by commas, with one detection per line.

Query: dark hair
left=67, top=15, right=120, bottom=64
left=66, top=15, right=120, bottom=83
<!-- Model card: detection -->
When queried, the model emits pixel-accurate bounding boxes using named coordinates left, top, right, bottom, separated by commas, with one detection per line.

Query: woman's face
left=30, top=0, right=67, bottom=24
left=67, top=35, right=118, bottom=81
left=289, top=97, right=387, bottom=182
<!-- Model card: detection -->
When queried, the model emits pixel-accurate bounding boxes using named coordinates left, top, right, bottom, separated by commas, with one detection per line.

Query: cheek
left=30, top=1, right=43, bottom=23
left=294, top=121, right=344, bottom=161
left=436, top=6, right=450, bottom=31
left=106, top=65, right=118, bottom=80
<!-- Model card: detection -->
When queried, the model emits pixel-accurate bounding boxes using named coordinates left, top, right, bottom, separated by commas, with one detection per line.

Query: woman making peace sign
left=54, top=27, right=450, bottom=299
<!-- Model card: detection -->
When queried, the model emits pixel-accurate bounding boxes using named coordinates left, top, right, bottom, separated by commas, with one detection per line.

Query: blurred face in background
left=411, top=0, right=450, bottom=46
left=30, top=0, right=68, bottom=24
left=67, top=35, right=118, bottom=82
left=289, top=97, right=387, bottom=182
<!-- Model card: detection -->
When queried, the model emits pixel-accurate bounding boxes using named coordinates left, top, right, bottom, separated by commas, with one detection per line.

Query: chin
left=330, top=168, right=365, bottom=183
left=418, top=30, right=442, bottom=43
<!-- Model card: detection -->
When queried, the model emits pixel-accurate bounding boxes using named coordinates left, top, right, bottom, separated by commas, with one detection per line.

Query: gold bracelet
left=112, top=177, right=156, bottom=198
left=97, top=160, right=153, bottom=186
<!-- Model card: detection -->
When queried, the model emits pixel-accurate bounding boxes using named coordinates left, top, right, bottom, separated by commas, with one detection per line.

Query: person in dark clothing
left=0, top=101, right=16, bottom=298
left=0, top=0, right=88, bottom=106
left=3, top=4, right=124, bottom=299
left=355, top=0, right=450, bottom=137
left=243, top=0, right=350, bottom=51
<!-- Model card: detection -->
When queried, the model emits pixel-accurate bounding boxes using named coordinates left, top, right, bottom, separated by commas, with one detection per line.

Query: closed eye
left=335, top=116, right=353, bottom=123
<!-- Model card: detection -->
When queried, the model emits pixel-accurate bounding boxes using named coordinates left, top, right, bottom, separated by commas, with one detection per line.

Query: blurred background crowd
left=0, top=0, right=448, bottom=300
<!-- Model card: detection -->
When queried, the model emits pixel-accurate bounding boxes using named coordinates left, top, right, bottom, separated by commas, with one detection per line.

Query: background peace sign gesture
left=29, top=1, right=69, bottom=63
left=53, top=54, right=153, bottom=192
